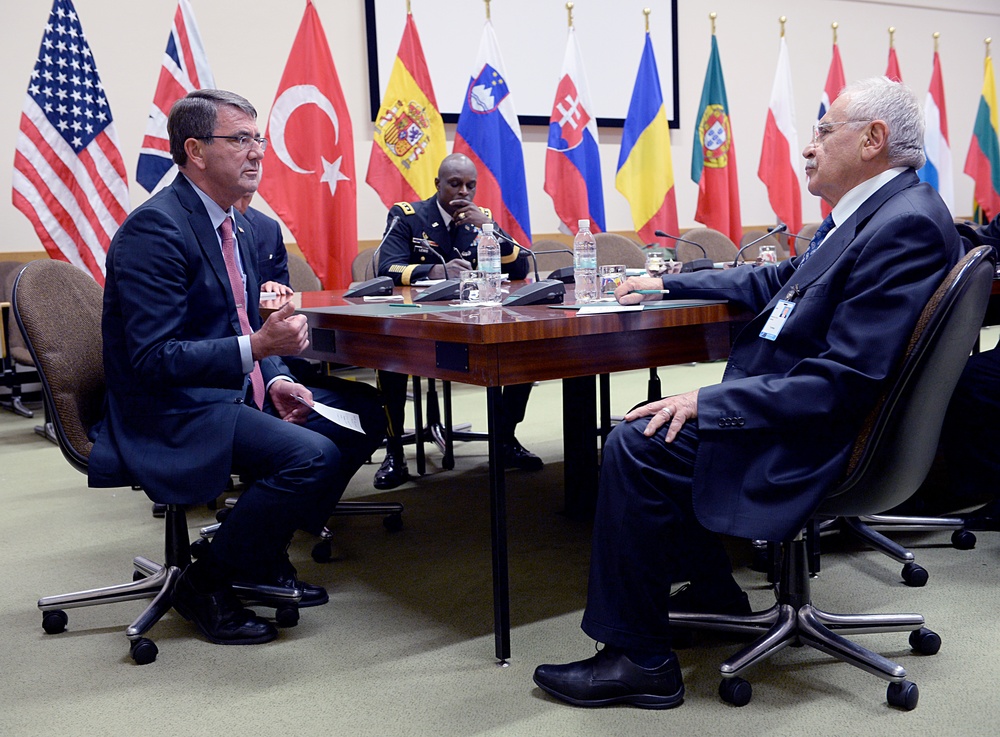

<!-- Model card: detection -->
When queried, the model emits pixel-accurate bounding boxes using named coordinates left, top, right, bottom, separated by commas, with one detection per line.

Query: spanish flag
left=964, top=52, right=1000, bottom=222
left=365, top=11, right=446, bottom=209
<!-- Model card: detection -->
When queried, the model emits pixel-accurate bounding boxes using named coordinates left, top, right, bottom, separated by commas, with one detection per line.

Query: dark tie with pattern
left=219, top=217, right=265, bottom=410
left=799, top=214, right=835, bottom=265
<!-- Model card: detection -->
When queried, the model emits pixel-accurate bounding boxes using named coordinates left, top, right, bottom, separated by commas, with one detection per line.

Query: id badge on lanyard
left=760, top=286, right=801, bottom=341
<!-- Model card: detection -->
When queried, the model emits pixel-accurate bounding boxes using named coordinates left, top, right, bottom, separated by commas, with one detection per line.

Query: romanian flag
left=692, top=35, right=741, bottom=246
left=615, top=32, right=677, bottom=243
left=365, top=11, right=445, bottom=210
left=817, top=42, right=846, bottom=219
left=758, top=36, right=802, bottom=252
left=917, top=49, right=954, bottom=215
left=964, top=53, right=1000, bottom=221
left=545, top=24, right=605, bottom=234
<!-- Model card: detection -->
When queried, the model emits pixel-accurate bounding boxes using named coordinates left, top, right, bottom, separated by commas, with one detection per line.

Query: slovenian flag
left=454, top=20, right=531, bottom=246
left=544, top=24, right=605, bottom=234
left=917, top=50, right=954, bottom=215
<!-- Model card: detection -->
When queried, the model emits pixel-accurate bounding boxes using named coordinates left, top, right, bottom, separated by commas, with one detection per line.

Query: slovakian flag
left=365, top=11, right=445, bottom=210
left=692, top=35, right=741, bottom=246
left=917, top=49, right=954, bottom=215
left=257, top=0, right=356, bottom=289
left=454, top=20, right=531, bottom=247
left=758, top=36, right=802, bottom=252
left=545, top=25, right=605, bottom=234
left=817, top=42, right=846, bottom=218
left=12, top=0, right=129, bottom=285
left=616, top=32, right=677, bottom=243
left=964, top=52, right=1000, bottom=221
left=136, top=0, right=214, bottom=194
left=886, top=46, right=903, bottom=83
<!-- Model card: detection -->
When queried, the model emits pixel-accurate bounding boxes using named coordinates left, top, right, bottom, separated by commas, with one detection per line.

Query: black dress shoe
left=502, top=438, right=543, bottom=471
left=962, top=500, right=1000, bottom=531
left=271, top=572, right=329, bottom=607
left=668, top=583, right=752, bottom=615
left=374, top=451, right=410, bottom=490
left=173, top=571, right=277, bottom=645
left=533, top=647, right=683, bottom=709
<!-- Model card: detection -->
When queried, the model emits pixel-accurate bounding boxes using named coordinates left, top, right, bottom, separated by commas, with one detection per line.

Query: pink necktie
left=219, top=217, right=266, bottom=409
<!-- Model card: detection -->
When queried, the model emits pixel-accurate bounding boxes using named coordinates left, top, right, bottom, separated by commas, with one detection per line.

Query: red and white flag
left=817, top=43, right=846, bottom=219
left=136, top=0, right=215, bottom=193
left=12, top=0, right=129, bottom=284
left=758, top=37, right=802, bottom=252
left=886, top=46, right=903, bottom=83
left=257, top=1, right=356, bottom=289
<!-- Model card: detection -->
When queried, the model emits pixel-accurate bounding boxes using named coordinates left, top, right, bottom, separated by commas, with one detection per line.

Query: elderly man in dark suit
left=371, top=153, right=539, bottom=490
left=89, top=90, right=385, bottom=646
left=533, top=77, right=963, bottom=709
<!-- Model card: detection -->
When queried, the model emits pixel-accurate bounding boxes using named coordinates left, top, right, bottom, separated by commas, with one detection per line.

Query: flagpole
left=889, top=26, right=895, bottom=49
left=566, top=2, right=573, bottom=28
left=406, top=0, right=410, bottom=14
left=780, top=16, right=786, bottom=38
left=644, top=7, right=650, bottom=34
left=832, top=22, right=838, bottom=45
left=484, top=0, right=490, bottom=21
left=933, top=31, right=939, bottom=54
left=709, top=11, right=716, bottom=36
left=987, top=37, right=993, bottom=60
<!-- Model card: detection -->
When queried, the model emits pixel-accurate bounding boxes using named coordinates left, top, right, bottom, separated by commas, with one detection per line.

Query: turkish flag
left=257, top=1, right=355, bottom=289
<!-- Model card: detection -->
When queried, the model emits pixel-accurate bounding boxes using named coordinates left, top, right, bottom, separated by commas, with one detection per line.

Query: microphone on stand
left=653, top=231, right=714, bottom=272
left=731, top=224, right=787, bottom=267
left=411, top=238, right=462, bottom=302
left=503, top=247, right=566, bottom=305
left=529, top=247, right=576, bottom=283
left=343, top=215, right=399, bottom=297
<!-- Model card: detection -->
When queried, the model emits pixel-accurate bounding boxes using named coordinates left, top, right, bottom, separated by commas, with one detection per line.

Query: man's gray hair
left=840, top=77, right=925, bottom=169
left=167, top=89, right=257, bottom=167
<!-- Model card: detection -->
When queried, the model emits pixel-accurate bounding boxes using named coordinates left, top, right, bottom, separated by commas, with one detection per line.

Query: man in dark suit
left=89, top=90, right=385, bottom=646
left=237, top=192, right=291, bottom=295
left=371, top=153, right=540, bottom=490
left=533, top=77, right=963, bottom=709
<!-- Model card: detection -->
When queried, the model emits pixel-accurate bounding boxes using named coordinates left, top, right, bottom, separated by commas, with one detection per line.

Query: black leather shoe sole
left=172, top=592, right=277, bottom=645
left=533, top=677, right=684, bottom=709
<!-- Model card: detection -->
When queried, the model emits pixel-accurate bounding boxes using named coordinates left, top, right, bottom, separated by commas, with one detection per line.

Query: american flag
left=12, top=0, right=128, bottom=284
left=137, top=0, right=214, bottom=193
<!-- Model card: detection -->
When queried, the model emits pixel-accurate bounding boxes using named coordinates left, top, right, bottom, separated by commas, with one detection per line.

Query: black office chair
left=13, top=260, right=301, bottom=665
left=670, top=246, right=995, bottom=710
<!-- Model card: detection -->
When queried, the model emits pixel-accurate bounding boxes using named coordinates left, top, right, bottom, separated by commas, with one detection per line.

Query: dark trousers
left=376, top=370, right=532, bottom=451
left=942, top=347, right=1000, bottom=501
left=581, top=417, right=740, bottom=653
left=207, top=377, right=385, bottom=581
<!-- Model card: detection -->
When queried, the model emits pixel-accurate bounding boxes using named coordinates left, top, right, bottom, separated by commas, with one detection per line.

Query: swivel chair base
left=670, top=532, right=938, bottom=709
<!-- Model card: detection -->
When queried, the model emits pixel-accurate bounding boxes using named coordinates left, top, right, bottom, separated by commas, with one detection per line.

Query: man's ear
left=184, top=137, right=208, bottom=171
left=861, top=120, right=889, bottom=161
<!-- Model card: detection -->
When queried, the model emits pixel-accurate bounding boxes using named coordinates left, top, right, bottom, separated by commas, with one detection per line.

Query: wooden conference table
left=264, top=283, right=748, bottom=663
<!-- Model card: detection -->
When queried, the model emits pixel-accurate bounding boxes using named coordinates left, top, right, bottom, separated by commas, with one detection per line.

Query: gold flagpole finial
left=987, top=38, right=993, bottom=59
left=779, top=16, right=786, bottom=38
left=888, top=26, right=896, bottom=49
left=406, top=0, right=411, bottom=15
left=484, top=0, right=491, bottom=22
left=710, top=12, right=717, bottom=36
left=933, top=31, right=940, bottom=54
left=644, top=8, right=651, bottom=34
left=832, top=22, right=839, bottom=45
left=566, top=2, right=574, bottom=28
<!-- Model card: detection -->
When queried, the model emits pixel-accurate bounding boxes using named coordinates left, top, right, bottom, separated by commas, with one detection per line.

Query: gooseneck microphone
left=732, top=223, right=788, bottom=267
left=411, top=238, right=461, bottom=302
left=653, top=231, right=714, bottom=272
left=343, top=214, right=399, bottom=298
left=529, top=247, right=576, bottom=283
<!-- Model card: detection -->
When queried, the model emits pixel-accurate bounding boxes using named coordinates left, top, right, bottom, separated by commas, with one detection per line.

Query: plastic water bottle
left=573, top=219, right=598, bottom=303
left=477, top=222, right=501, bottom=275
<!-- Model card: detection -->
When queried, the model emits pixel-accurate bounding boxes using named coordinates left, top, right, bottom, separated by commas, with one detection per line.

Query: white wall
left=0, top=0, right=998, bottom=256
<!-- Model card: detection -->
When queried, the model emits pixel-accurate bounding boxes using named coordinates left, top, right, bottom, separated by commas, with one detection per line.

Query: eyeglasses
left=199, top=134, right=268, bottom=152
left=810, top=120, right=872, bottom=144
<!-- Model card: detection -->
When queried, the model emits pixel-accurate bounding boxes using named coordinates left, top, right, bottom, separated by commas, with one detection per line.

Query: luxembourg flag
left=758, top=36, right=802, bottom=251
left=544, top=25, right=605, bottom=234
left=454, top=20, right=531, bottom=246
left=917, top=50, right=954, bottom=214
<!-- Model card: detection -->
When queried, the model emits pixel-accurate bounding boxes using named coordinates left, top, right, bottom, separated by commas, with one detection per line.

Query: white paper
left=576, top=303, right=644, bottom=316
left=363, top=294, right=404, bottom=302
left=413, top=278, right=445, bottom=286
left=295, top=396, right=365, bottom=434
left=259, top=291, right=278, bottom=301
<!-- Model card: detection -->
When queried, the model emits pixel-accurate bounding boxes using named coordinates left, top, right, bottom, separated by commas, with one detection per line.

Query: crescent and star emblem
left=268, top=84, right=350, bottom=197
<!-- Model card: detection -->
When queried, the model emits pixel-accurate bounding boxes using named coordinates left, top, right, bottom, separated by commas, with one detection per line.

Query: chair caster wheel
left=312, top=541, right=333, bottom=564
left=383, top=513, right=403, bottom=532
left=909, top=627, right=941, bottom=655
left=130, top=637, right=158, bottom=665
left=887, top=680, right=918, bottom=710
left=901, top=562, right=928, bottom=587
left=274, top=604, right=299, bottom=628
left=719, top=677, right=752, bottom=707
left=190, top=538, right=210, bottom=560
left=951, top=529, right=976, bottom=550
left=42, top=609, right=68, bottom=634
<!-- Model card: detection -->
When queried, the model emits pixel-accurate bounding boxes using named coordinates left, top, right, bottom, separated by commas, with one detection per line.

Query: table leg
left=562, top=375, right=599, bottom=519
left=486, top=385, right=510, bottom=664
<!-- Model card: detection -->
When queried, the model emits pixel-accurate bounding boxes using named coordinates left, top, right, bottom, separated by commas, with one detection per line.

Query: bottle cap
left=483, top=222, right=494, bottom=233
left=578, top=219, right=590, bottom=229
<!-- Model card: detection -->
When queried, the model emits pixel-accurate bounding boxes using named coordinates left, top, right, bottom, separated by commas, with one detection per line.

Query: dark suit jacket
left=89, top=174, right=290, bottom=504
left=662, top=171, right=963, bottom=541
left=244, top=206, right=289, bottom=286
left=377, top=195, right=529, bottom=285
